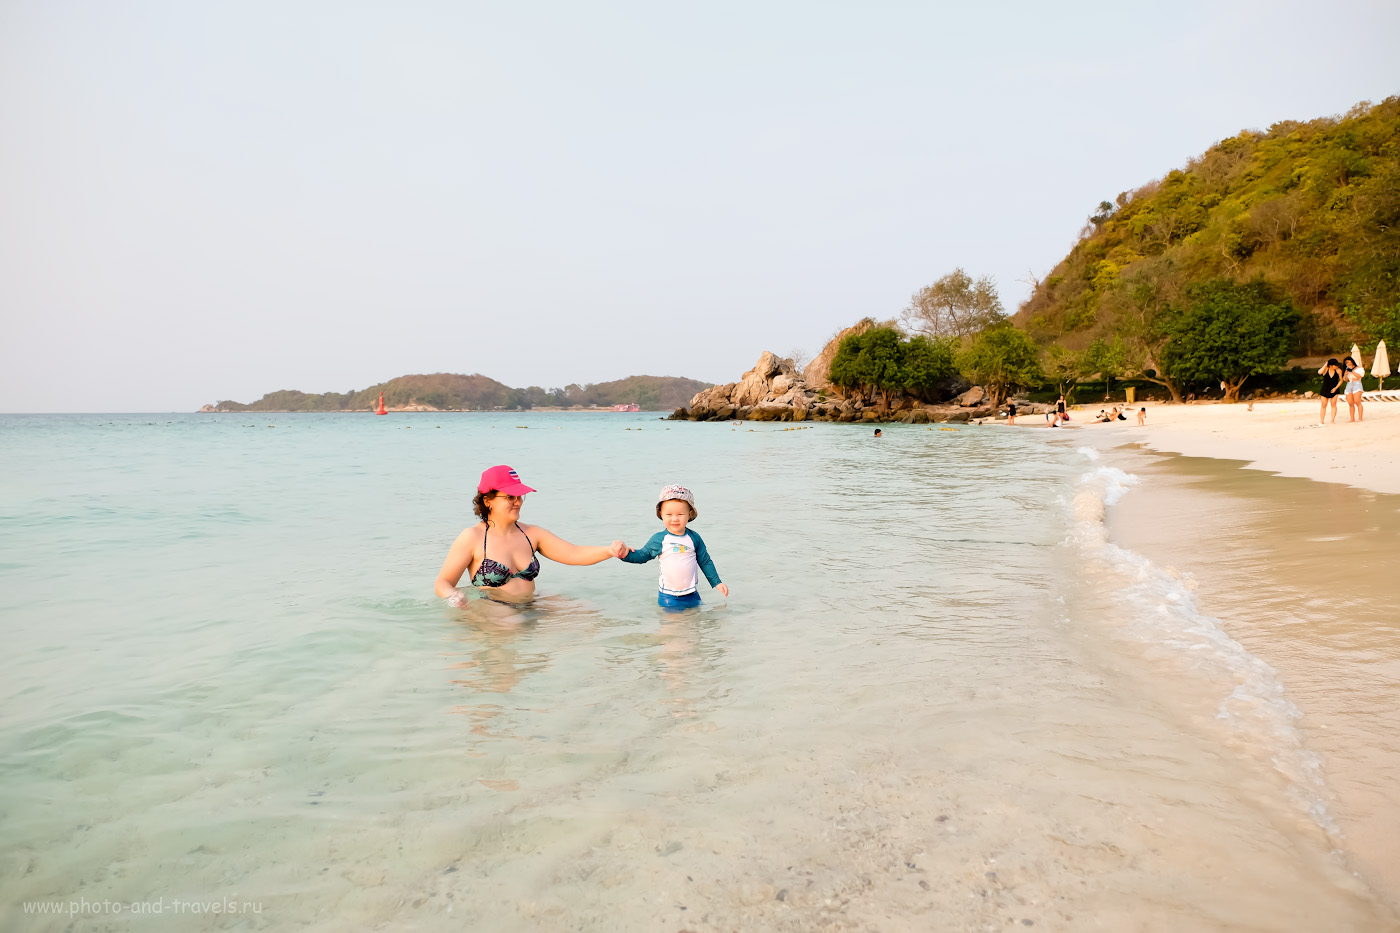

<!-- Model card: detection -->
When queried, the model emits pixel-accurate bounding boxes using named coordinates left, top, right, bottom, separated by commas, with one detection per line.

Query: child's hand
left=717, top=583, right=729, bottom=597
left=609, top=539, right=629, bottom=559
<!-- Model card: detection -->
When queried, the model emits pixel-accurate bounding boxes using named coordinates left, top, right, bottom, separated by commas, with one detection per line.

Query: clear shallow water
left=0, top=413, right=1393, bottom=931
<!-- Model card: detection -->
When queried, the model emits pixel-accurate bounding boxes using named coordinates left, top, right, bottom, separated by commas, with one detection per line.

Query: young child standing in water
left=620, top=485, right=729, bottom=609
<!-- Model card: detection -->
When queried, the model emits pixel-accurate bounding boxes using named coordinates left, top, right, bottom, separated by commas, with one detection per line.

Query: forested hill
left=1015, top=97, right=1400, bottom=362
left=209, top=373, right=713, bottom=412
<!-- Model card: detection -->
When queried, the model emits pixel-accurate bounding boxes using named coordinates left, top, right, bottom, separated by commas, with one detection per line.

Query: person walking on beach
left=1317, top=359, right=1343, bottom=424
left=435, top=465, right=628, bottom=606
left=1006, top=401, right=1017, bottom=425
left=1341, top=355, right=1366, bottom=422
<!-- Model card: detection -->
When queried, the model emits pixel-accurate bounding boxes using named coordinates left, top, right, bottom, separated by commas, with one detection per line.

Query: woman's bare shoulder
left=453, top=523, right=488, bottom=548
left=518, top=523, right=553, bottom=543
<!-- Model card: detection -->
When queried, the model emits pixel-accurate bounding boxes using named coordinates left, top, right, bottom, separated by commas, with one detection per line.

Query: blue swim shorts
left=657, top=591, right=701, bottom=610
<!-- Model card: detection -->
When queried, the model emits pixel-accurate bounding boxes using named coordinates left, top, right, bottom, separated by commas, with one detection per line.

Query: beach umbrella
left=1351, top=343, right=1363, bottom=368
left=1373, top=340, right=1390, bottom=389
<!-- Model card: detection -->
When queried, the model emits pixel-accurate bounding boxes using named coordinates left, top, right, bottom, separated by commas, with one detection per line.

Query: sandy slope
left=1052, top=396, right=1400, bottom=495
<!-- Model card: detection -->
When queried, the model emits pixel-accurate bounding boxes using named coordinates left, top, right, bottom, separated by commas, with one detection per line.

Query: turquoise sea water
left=1, top=413, right=1394, bottom=930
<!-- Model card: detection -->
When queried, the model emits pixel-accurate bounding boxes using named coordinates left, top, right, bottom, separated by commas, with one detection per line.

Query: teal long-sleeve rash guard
left=621, top=529, right=722, bottom=596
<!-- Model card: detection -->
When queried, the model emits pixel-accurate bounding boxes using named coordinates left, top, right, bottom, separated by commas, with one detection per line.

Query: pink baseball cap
left=477, top=465, right=536, bottom=496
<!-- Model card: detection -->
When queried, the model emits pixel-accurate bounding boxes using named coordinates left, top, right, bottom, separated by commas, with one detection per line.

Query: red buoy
left=375, top=392, right=387, bottom=416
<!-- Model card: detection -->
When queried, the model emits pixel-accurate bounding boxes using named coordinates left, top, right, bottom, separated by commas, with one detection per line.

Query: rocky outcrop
left=956, top=385, right=986, bottom=408
left=802, top=319, right=875, bottom=390
left=671, top=351, right=1050, bottom=424
left=681, top=352, right=812, bottom=422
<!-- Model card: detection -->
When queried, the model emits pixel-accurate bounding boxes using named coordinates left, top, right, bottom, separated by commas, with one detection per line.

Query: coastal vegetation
left=210, top=373, right=712, bottom=412
left=809, top=97, right=1399, bottom=412
left=1016, top=96, right=1399, bottom=398
left=827, top=327, right=958, bottom=409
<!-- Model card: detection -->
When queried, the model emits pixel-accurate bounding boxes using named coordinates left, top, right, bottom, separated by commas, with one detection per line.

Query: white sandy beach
left=1056, top=397, right=1400, bottom=495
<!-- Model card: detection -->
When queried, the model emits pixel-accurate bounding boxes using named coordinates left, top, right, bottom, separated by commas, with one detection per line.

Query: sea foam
left=1069, top=456, right=1338, bottom=836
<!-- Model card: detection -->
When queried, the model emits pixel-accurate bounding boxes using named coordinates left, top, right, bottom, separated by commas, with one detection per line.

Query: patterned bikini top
left=471, top=523, right=540, bottom=587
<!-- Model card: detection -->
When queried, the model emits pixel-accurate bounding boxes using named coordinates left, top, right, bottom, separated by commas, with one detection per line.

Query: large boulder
left=688, top=383, right=734, bottom=413
left=732, top=370, right=770, bottom=408
left=956, top=385, right=986, bottom=408
left=751, top=403, right=793, bottom=422
left=753, top=351, right=785, bottom=380
left=803, top=318, right=876, bottom=390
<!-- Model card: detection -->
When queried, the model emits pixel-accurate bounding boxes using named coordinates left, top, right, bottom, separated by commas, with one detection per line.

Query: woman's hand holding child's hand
left=609, top=540, right=630, bottom=559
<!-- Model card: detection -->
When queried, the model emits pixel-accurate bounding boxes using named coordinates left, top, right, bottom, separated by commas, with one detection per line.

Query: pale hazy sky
left=2, top=0, right=1397, bottom=412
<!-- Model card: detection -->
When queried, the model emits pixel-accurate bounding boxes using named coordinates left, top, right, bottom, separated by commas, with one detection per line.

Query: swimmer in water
left=435, top=465, right=628, bottom=606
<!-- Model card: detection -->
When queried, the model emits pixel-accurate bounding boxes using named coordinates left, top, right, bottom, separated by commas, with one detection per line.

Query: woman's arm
left=434, top=527, right=480, bottom=604
left=529, top=526, right=624, bottom=566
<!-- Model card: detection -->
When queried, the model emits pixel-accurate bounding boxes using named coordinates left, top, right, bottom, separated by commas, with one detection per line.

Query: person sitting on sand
left=1317, top=359, right=1342, bottom=424
left=1095, top=409, right=1112, bottom=423
left=435, top=465, right=627, bottom=606
left=1114, top=406, right=1127, bottom=421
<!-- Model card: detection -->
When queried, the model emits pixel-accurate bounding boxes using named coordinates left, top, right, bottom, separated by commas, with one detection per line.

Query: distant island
left=201, top=373, right=714, bottom=413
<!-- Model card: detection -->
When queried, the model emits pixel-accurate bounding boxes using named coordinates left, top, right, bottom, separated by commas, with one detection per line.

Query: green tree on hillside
left=1083, top=336, right=1131, bottom=399
left=1017, top=98, right=1400, bottom=366
left=902, top=335, right=958, bottom=402
left=1042, top=345, right=1095, bottom=401
left=902, top=269, right=1005, bottom=340
left=1159, top=279, right=1300, bottom=402
left=828, top=327, right=957, bottom=409
left=1107, top=265, right=1186, bottom=402
left=956, top=325, right=1043, bottom=406
left=829, top=328, right=904, bottom=410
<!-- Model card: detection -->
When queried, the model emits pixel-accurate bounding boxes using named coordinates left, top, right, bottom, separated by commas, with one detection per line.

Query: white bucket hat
left=657, top=484, right=697, bottom=518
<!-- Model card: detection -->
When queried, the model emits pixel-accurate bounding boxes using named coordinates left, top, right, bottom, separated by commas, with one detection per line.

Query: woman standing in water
left=434, top=465, right=626, bottom=606
left=1317, top=359, right=1342, bottom=424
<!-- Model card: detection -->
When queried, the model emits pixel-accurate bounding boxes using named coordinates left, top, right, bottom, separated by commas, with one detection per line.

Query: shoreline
left=1049, top=397, right=1400, bottom=496
left=1091, top=440, right=1400, bottom=916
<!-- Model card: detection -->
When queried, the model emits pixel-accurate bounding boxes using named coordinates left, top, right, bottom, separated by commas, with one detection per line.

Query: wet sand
left=1096, top=443, right=1400, bottom=913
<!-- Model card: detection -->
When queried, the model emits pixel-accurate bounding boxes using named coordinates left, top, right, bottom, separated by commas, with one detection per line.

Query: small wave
left=1068, top=462, right=1338, bottom=836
